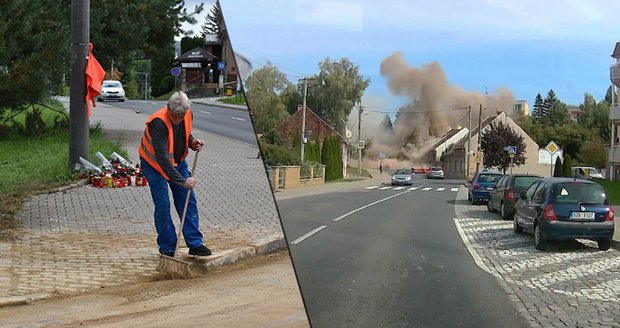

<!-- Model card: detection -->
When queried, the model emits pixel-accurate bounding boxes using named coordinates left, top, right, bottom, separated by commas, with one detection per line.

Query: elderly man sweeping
left=139, top=91, right=212, bottom=259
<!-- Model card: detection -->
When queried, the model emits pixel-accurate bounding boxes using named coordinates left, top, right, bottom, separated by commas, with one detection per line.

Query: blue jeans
left=140, top=158, right=204, bottom=254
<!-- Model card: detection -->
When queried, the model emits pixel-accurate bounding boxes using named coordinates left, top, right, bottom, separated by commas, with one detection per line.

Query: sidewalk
left=274, top=169, right=390, bottom=201
left=191, top=97, right=247, bottom=111
left=0, top=98, right=284, bottom=305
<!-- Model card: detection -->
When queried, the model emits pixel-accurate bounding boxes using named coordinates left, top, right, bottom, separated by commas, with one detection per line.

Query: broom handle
left=173, top=150, right=200, bottom=257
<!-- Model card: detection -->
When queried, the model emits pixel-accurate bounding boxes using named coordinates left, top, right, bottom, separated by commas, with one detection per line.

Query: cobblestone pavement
left=453, top=187, right=620, bottom=328
left=0, top=101, right=282, bottom=298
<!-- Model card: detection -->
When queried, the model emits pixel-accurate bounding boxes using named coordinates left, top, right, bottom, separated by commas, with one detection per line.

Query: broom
left=157, top=149, right=201, bottom=279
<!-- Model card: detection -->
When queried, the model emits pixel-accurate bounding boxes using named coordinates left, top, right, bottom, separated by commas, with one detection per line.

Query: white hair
left=167, top=91, right=190, bottom=116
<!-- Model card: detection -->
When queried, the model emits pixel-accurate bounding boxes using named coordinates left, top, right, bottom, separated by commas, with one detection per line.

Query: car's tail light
left=473, top=183, right=480, bottom=190
left=506, top=188, right=515, bottom=201
left=606, top=207, right=614, bottom=221
left=543, top=204, right=557, bottom=221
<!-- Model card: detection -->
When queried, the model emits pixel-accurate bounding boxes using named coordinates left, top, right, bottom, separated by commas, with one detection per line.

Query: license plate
left=570, top=212, right=595, bottom=220
left=487, top=187, right=494, bottom=190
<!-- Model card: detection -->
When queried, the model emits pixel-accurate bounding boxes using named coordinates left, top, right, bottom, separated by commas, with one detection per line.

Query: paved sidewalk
left=0, top=99, right=283, bottom=303
left=274, top=169, right=389, bottom=201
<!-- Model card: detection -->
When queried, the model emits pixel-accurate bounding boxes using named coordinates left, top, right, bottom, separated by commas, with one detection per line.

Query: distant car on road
left=98, top=80, right=125, bottom=102
left=427, top=166, right=444, bottom=179
left=392, top=169, right=414, bottom=186
left=468, top=171, right=503, bottom=205
left=513, top=178, right=614, bottom=251
left=488, top=174, right=544, bottom=220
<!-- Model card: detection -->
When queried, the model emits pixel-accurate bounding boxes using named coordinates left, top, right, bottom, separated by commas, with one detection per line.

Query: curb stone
left=0, top=293, right=52, bottom=309
left=0, top=238, right=287, bottom=308
left=191, top=100, right=248, bottom=112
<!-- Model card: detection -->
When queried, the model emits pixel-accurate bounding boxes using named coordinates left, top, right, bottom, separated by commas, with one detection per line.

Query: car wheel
left=487, top=199, right=494, bottom=213
left=598, top=239, right=612, bottom=251
left=534, top=223, right=547, bottom=251
left=468, top=193, right=472, bottom=202
left=513, top=215, right=523, bottom=234
left=501, top=203, right=511, bottom=220
left=120, top=98, right=125, bottom=102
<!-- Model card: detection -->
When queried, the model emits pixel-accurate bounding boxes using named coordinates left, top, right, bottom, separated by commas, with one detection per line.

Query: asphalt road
left=101, top=99, right=257, bottom=145
left=277, top=176, right=528, bottom=328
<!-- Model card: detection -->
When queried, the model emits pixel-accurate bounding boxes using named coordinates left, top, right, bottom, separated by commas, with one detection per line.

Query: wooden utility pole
left=465, top=105, right=472, bottom=179
left=475, top=104, right=483, bottom=173
left=358, top=104, right=364, bottom=175
left=300, top=78, right=308, bottom=163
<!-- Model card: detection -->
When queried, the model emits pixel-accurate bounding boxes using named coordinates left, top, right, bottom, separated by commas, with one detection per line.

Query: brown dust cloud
left=350, top=51, right=516, bottom=170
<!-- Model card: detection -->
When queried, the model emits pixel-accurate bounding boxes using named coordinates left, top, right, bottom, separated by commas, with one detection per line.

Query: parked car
left=571, top=166, right=604, bottom=179
left=427, top=166, right=444, bottom=179
left=98, top=80, right=125, bottom=102
left=468, top=171, right=503, bottom=204
left=488, top=174, right=544, bottom=220
left=392, top=169, right=414, bottom=186
left=513, top=178, right=614, bottom=251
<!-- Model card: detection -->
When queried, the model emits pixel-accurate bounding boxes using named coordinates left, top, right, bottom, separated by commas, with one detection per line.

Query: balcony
left=610, top=104, right=620, bottom=121
left=612, top=64, right=620, bottom=85
left=609, top=146, right=620, bottom=164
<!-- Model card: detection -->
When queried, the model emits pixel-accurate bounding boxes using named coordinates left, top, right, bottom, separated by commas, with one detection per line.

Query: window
left=533, top=183, right=548, bottom=202
left=524, top=181, right=540, bottom=200
left=552, top=182, right=607, bottom=205
left=513, top=176, right=543, bottom=188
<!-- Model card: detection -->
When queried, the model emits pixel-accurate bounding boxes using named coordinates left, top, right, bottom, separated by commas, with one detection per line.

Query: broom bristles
left=157, top=255, right=193, bottom=279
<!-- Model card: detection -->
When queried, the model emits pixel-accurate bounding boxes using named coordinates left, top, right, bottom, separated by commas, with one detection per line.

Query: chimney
left=612, top=41, right=620, bottom=63
left=297, top=104, right=303, bottom=112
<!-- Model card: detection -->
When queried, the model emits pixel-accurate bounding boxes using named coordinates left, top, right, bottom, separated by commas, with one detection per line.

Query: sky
left=185, top=0, right=620, bottom=114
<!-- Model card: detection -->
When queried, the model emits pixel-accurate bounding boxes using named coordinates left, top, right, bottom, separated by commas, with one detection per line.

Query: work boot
left=159, top=250, right=175, bottom=257
left=189, top=245, right=212, bottom=256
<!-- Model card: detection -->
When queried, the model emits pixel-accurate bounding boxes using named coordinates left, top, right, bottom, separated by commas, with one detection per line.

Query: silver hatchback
left=427, top=166, right=444, bottom=179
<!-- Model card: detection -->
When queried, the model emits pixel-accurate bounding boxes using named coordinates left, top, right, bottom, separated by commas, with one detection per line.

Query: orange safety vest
left=138, top=107, right=192, bottom=180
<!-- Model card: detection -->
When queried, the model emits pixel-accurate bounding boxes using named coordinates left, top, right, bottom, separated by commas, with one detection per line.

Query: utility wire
left=364, top=106, right=470, bottom=115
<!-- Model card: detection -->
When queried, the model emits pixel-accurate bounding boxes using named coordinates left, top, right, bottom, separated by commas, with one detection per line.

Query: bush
left=159, top=76, right=175, bottom=96
left=553, top=157, right=563, bottom=177
left=321, top=136, right=343, bottom=181
left=259, top=141, right=300, bottom=166
left=562, top=154, right=573, bottom=177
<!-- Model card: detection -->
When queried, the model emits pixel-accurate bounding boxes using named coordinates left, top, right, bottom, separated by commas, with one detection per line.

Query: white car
left=98, top=80, right=125, bottom=102
left=427, top=166, right=444, bottom=179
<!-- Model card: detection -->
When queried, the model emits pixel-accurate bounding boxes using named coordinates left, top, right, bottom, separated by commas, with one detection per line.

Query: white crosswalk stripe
left=422, top=187, right=432, bottom=191
left=379, top=186, right=392, bottom=190
left=436, top=188, right=445, bottom=191
left=451, top=188, right=459, bottom=192
left=363, top=185, right=462, bottom=193
left=409, top=186, right=420, bottom=190
left=365, top=186, right=379, bottom=190
left=393, top=186, right=406, bottom=190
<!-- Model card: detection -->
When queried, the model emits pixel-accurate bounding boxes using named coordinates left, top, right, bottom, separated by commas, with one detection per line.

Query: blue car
left=514, top=178, right=614, bottom=251
left=468, top=171, right=503, bottom=205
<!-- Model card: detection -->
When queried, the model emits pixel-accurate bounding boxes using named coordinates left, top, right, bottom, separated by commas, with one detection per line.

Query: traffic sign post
left=545, top=140, right=560, bottom=177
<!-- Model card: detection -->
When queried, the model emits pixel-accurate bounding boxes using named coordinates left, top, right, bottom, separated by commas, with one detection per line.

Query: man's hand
left=191, top=139, right=205, bottom=151
left=184, top=177, right=197, bottom=189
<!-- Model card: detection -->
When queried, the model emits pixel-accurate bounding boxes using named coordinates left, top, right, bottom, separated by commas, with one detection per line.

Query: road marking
left=290, top=225, right=327, bottom=245
left=409, top=186, right=421, bottom=191
left=451, top=188, right=459, bottom=192
left=393, top=186, right=406, bottom=190
left=200, top=111, right=211, bottom=114
left=422, top=187, right=432, bottom=191
left=453, top=218, right=493, bottom=275
left=231, top=117, right=246, bottom=121
left=379, top=186, right=392, bottom=190
left=365, top=186, right=379, bottom=190
left=333, top=190, right=410, bottom=222
left=436, top=188, right=445, bottom=192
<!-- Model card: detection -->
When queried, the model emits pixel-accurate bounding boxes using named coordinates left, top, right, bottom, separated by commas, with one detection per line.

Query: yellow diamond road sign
left=545, top=141, right=559, bottom=155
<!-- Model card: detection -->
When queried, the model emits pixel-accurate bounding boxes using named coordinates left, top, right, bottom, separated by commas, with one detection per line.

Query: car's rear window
left=394, top=169, right=410, bottom=174
left=477, top=174, right=502, bottom=183
left=431, top=167, right=442, bottom=171
left=513, top=176, right=542, bottom=187
left=552, top=182, right=607, bottom=205
left=103, top=82, right=121, bottom=88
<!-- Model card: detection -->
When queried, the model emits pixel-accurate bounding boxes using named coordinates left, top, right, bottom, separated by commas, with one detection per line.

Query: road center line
left=231, top=117, right=246, bottom=121
left=290, top=225, right=327, bottom=245
left=333, top=190, right=411, bottom=222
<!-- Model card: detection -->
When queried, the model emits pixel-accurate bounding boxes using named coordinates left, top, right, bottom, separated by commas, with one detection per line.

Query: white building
left=608, top=41, right=620, bottom=180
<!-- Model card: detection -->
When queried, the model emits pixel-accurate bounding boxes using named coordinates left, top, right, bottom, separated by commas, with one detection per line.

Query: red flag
left=85, top=43, right=106, bottom=117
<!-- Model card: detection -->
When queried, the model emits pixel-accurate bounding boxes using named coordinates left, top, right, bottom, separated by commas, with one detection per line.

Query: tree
left=553, top=157, right=563, bottom=177
left=532, top=92, right=545, bottom=122
left=562, top=154, right=573, bottom=177
left=180, top=36, right=205, bottom=54
left=544, top=89, right=570, bottom=126
left=321, top=136, right=343, bottom=181
left=201, top=1, right=222, bottom=38
left=245, top=64, right=290, bottom=133
left=0, top=0, right=70, bottom=120
left=578, top=139, right=607, bottom=169
left=280, top=83, right=303, bottom=115
left=306, top=58, right=370, bottom=132
left=577, top=93, right=596, bottom=127
left=380, top=114, right=393, bottom=132
left=480, top=121, right=526, bottom=173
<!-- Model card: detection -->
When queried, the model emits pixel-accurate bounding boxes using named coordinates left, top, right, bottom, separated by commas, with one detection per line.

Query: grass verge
left=593, top=179, right=620, bottom=205
left=346, top=165, right=371, bottom=178
left=218, top=95, right=246, bottom=105
left=156, top=90, right=174, bottom=100
left=0, top=103, right=126, bottom=234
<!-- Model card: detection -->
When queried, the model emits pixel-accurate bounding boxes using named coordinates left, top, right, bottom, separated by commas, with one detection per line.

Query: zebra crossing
left=365, top=185, right=460, bottom=192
